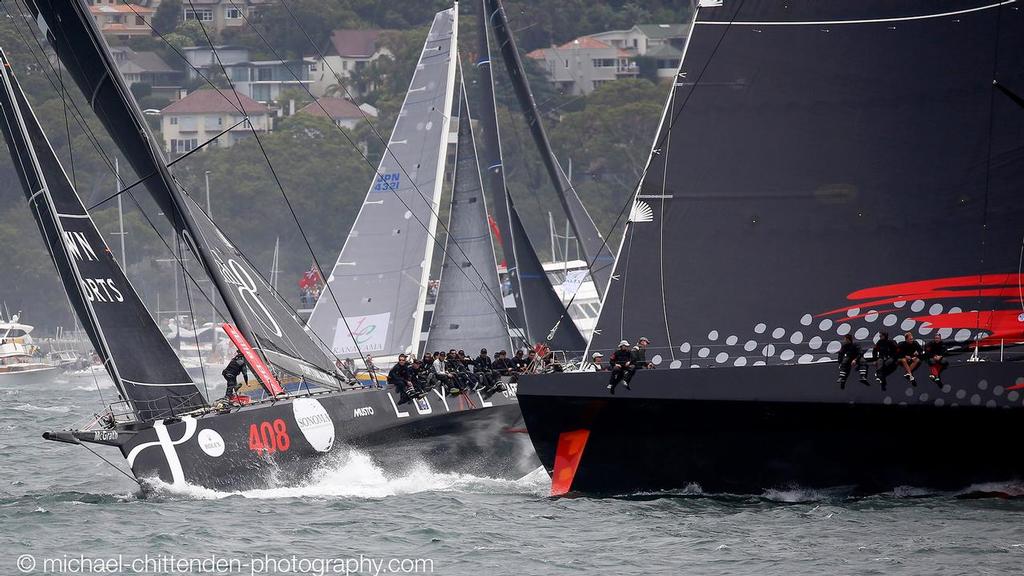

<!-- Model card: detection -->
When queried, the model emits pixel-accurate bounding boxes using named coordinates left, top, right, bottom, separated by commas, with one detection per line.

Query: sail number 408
left=248, top=419, right=290, bottom=454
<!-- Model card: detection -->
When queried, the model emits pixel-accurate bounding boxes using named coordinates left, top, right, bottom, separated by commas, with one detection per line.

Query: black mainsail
left=424, top=82, right=510, bottom=354
left=485, top=0, right=615, bottom=296
left=0, top=49, right=204, bottom=420
left=27, top=0, right=340, bottom=384
left=591, top=0, right=1024, bottom=357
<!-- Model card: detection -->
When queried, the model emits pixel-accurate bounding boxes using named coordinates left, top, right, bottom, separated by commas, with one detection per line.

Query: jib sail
left=424, top=81, right=510, bottom=355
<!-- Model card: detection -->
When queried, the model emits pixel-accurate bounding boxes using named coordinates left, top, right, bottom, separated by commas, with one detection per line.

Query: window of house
left=170, top=138, right=198, bottom=154
left=169, top=116, right=178, bottom=125
left=592, top=59, right=615, bottom=68
left=225, top=7, right=243, bottom=19
left=184, top=8, right=213, bottom=22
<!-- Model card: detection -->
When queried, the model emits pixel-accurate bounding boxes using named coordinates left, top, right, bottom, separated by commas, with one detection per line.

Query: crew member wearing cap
left=633, top=337, right=654, bottom=370
left=607, top=340, right=635, bottom=394
left=590, top=352, right=607, bottom=371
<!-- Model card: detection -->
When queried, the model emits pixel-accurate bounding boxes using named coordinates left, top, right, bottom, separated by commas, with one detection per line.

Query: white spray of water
left=146, top=448, right=550, bottom=501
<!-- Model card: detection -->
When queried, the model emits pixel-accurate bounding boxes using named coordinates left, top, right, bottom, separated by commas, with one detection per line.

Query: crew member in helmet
left=607, top=340, right=636, bottom=394
left=221, top=349, right=249, bottom=400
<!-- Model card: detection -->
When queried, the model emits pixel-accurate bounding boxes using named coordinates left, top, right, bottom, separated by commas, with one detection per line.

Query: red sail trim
left=221, top=323, right=284, bottom=396
left=911, top=311, right=1024, bottom=347
left=817, top=274, right=1024, bottom=318
left=551, top=429, right=590, bottom=497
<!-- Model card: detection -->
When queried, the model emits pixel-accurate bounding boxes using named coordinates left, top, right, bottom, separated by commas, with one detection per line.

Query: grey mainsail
left=424, top=82, right=510, bottom=354
left=27, top=0, right=340, bottom=385
left=309, top=8, right=458, bottom=359
left=0, top=49, right=204, bottom=420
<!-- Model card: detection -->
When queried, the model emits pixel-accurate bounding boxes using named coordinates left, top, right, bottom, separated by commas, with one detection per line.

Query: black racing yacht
left=0, top=2, right=539, bottom=491
left=516, top=0, right=1024, bottom=495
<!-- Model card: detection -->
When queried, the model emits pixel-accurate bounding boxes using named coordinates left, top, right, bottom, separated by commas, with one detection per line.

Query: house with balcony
left=309, top=29, right=393, bottom=97
left=297, top=97, right=378, bottom=130
left=180, top=46, right=314, bottom=103
left=89, top=0, right=155, bottom=40
left=526, top=36, right=636, bottom=95
left=589, top=24, right=688, bottom=78
left=182, top=0, right=271, bottom=33
left=160, top=89, right=271, bottom=154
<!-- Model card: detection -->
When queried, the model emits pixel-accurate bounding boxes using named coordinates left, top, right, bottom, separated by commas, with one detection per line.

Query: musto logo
left=292, top=398, right=335, bottom=452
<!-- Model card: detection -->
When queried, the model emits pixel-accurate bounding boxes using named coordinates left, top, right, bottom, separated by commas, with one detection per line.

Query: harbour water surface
left=2, top=377, right=1022, bottom=575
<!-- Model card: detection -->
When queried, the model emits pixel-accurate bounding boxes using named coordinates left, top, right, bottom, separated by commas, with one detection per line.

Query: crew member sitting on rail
left=492, top=350, right=516, bottom=379
left=388, top=354, right=419, bottom=403
left=431, top=352, right=453, bottom=393
left=590, top=352, right=606, bottom=371
left=872, top=331, right=898, bottom=390
left=607, top=340, right=636, bottom=394
left=221, top=349, right=248, bottom=401
left=924, top=334, right=948, bottom=386
left=836, top=334, right=869, bottom=389
left=633, top=337, right=654, bottom=369
left=474, top=348, right=498, bottom=390
left=896, top=331, right=923, bottom=386
left=513, top=349, right=528, bottom=372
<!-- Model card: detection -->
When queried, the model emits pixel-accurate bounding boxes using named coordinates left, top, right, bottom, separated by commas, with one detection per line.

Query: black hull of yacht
left=518, top=362, right=1024, bottom=496
left=88, top=385, right=534, bottom=491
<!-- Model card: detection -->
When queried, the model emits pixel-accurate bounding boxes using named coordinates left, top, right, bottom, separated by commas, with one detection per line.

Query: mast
left=28, top=1, right=340, bottom=386
left=485, top=0, right=615, bottom=297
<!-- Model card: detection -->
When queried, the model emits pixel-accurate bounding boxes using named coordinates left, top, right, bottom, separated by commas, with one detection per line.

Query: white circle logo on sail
left=293, top=398, right=334, bottom=453
left=197, top=428, right=225, bottom=458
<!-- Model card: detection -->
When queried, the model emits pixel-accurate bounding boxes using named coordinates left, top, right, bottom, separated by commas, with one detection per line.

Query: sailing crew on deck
left=924, top=334, right=949, bottom=386
left=836, top=334, right=869, bottom=389
left=474, top=348, right=498, bottom=390
left=872, top=331, right=898, bottom=390
left=221, top=350, right=248, bottom=400
left=590, top=352, right=606, bottom=371
left=633, top=337, right=654, bottom=369
left=607, top=340, right=636, bottom=394
left=513, top=349, right=528, bottom=372
left=431, top=352, right=453, bottom=392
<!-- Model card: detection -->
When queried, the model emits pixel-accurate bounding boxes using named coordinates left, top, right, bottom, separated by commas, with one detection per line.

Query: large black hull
left=518, top=362, right=1024, bottom=495
left=79, top=385, right=534, bottom=491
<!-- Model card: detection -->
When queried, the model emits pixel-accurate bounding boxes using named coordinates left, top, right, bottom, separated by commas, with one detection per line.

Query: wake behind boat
left=0, top=2, right=538, bottom=490
left=517, top=0, right=1024, bottom=496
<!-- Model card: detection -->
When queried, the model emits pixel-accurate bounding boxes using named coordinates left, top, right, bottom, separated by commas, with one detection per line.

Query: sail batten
left=309, top=8, right=458, bottom=359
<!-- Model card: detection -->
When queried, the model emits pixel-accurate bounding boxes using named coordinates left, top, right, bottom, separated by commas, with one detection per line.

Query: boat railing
left=575, top=339, right=1024, bottom=371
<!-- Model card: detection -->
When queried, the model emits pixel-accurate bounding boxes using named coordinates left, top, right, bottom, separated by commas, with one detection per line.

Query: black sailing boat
left=3, top=2, right=532, bottom=490
left=517, top=0, right=1024, bottom=495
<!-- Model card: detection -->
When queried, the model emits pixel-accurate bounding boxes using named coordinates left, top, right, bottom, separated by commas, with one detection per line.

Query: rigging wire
left=182, top=0, right=368, bottom=366
left=78, top=442, right=141, bottom=486
left=178, top=235, right=210, bottom=398
left=977, top=0, right=1004, bottom=339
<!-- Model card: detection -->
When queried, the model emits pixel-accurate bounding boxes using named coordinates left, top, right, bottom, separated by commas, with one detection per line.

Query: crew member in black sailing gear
left=924, top=334, right=949, bottom=386
left=633, top=337, right=654, bottom=369
left=607, top=340, right=636, bottom=394
left=836, top=334, right=869, bottom=389
left=221, top=350, right=248, bottom=400
left=513, top=349, right=527, bottom=372
left=474, top=348, right=498, bottom=390
left=388, top=354, right=418, bottom=403
left=872, top=331, right=898, bottom=391
left=897, top=331, right=923, bottom=386
left=492, top=350, right=516, bottom=380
